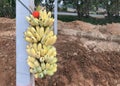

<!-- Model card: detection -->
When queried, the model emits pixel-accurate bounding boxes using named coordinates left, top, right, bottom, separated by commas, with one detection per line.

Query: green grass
left=58, top=15, right=120, bottom=25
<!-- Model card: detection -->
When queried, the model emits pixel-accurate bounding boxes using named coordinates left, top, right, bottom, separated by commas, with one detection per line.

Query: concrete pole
left=54, top=0, right=58, bottom=35
left=16, top=0, right=35, bottom=86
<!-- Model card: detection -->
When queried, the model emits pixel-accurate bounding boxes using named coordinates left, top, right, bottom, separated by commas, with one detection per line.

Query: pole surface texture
left=54, top=0, right=58, bottom=35
left=16, top=0, right=35, bottom=86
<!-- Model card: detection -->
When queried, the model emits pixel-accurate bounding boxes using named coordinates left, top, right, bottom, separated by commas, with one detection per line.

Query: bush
left=58, top=15, right=120, bottom=25
left=0, top=0, right=15, bottom=18
left=0, top=6, right=15, bottom=18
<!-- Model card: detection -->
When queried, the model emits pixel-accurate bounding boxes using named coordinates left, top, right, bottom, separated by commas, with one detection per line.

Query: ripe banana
left=27, top=61, right=35, bottom=68
left=25, top=7, right=58, bottom=78
left=30, top=15, right=39, bottom=26
left=44, top=27, right=51, bottom=35
left=26, top=15, right=39, bottom=26
left=27, top=43, right=57, bottom=58
left=27, top=56, right=35, bottom=63
left=46, top=11, right=52, bottom=18
left=46, top=46, right=57, bottom=57
left=44, top=35, right=57, bottom=46
left=25, top=37, right=33, bottom=43
left=24, top=26, right=45, bottom=43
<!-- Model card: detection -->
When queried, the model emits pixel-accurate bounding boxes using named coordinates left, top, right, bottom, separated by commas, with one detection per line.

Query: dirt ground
left=0, top=18, right=120, bottom=86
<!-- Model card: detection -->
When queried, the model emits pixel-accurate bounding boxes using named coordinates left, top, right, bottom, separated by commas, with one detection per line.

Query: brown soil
left=0, top=18, right=120, bottom=86
left=35, top=35, right=120, bottom=86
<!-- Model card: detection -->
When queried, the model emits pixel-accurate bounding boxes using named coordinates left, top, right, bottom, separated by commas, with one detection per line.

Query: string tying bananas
left=24, top=6, right=57, bottom=78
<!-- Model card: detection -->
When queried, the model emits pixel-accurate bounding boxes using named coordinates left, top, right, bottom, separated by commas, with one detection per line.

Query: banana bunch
left=24, top=26, right=44, bottom=43
left=39, top=10, right=54, bottom=27
left=25, top=6, right=58, bottom=78
left=24, top=26, right=57, bottom=44
left=26, top=9, right=54, bottom=27
left=27, top=56, right=57, bottom=78
left=41, top=29, right=57, bottom=46
left=26, top=43, right=57, bottom=58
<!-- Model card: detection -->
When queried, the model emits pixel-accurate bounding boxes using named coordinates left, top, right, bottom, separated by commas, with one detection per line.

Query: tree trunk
left=115, top=0, right=119, bottom=17
left=85, top=0, right=90, bottom=17
left=77, top=10, right=81, bottom=18
left=76, top=0, right=80, bottom=18
left=106, top=3, right=111, bottom=17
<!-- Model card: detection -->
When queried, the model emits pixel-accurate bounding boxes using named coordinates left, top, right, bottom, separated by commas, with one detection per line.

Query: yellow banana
left=26, top=48, right=31, bottom=56
left=30, top=68, right=34, bottom=73
left=45, top=56, right=54, bottom=63
left=50, top=58, right=57, bottom=64
left=46, top=47, right=56, bottom=57
left=44, top=18, right=50, bottom=27
left=34, top=73, right=39, bottom=78
left=32, top=43, right=37, bottom=52
left=24, top=31, right=33, bottom=37
left=34, top=18, right=39, bottom=24
left=37, top=67, right=42, bottom=72
left=31, top=36, right=37, bottom=43
left=25, top=37, right=33, bottom=43
left=48, top=19, right=53, bottom=27
left=39, top=10, right=44, bottom=20
left=42, top=10, right=47, bottom=21
left=44, top=27, right=51, bottom=35
left=35, top=32, right=41, bottom=41
left=43, top=45, right=48, bottom=54
left=53, top=64, right=57, bottom=68
left=49, top=49, right=57, bottom=57
left=27, top=62, right=35, bottom=68
left=26, top=16, right=31, bottom=22
left=26, top=16, right=39, bottom=26
left=41, top=35, right=47, bottom=44
left=30, top=48, right=36, bottom=57
left=36, top=51, right=40, bottom=58
left=43, top=70, right=47, bottom=75
left=41, top=62, right=45, bottom=70
left=39, top=57, right=44, bottom=62
left=46, top=70, right=54, bottom=76
left=51, top=66, right=57, bottom=72
left=26, top=16, right=33, bottom=25
left=27, top=56, right=36, bottom=63
left=45, top=35, right=57, bottom=45
left=37, top=43, right=42, bottom=51
left=29, top=27, right=36, bottom=35
left=41, top=31, right=53, bottom=44
left=25, top=26, right=42, bottom=43
left=39, top=20, right=44, bottom=26
left=34, top=60, right=40, bottom=67
left=27, top=43, right=33, bottom=49
left=30, top=15, right=39, bottom=26
left=46, top=63, right=50, bottom=69
left=39, top=27, right=44, bottom=39
left=48, top=12, right=51, bottom=18
left=36, top=26, right=40, bottom=33
left=40, top=49, right=46, bottom=56
left=36, top=26, right=42, bottom=40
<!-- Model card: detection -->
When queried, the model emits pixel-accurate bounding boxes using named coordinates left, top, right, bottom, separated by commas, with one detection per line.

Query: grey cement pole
left=54, top=0, right=58, bottom=35
left=16, top=0, right=35, bottom=86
